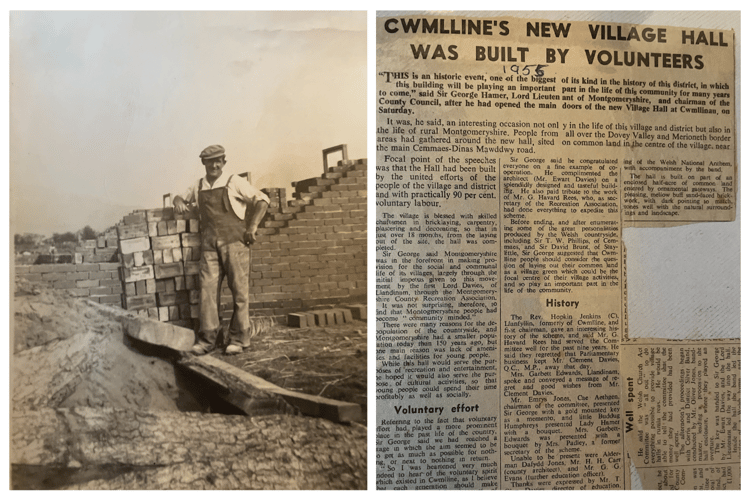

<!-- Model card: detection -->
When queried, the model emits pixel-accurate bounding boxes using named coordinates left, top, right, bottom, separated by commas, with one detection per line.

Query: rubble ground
left=215, top=320, right=368, bottom=422
left=10, top=277, right=367, bottom=489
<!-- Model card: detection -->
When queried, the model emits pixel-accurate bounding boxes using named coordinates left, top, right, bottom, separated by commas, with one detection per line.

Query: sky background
left=10, top=11, right=366, bottom=236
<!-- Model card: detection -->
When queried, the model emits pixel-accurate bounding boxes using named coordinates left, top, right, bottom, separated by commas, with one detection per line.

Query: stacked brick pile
left=74, top=228, right=118, bottom=264
left=116, top=208, right=201, bottom=328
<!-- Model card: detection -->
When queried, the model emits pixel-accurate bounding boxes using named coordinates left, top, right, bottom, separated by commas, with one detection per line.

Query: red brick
left=75, top=279, right=99, bottom=288
left=171, top=247, right=183, bottom=262
left=178, top=303, right=191, bottom=319
left=121, top=253, right=136, bottom=268
left=287, top=313, right=309, bottom=328
left=122, top=265, right=155, bottom=283
left=53, top=280, right=77, bottom=289
left=75, top=264, right=99, bottom=272
left=119, top=236, right=151, bottom=255
left=123, top=212, right=147, bottom=225
left=88, top=271, right=112, bottom=280
left=151, top=234, right=181, bottom=250
left=125, top=294, right=157, bottom=310
left=118, top=223, right=149, bottom=240
left=184, top=261, right=199, bottom=275
left=158, top=290, right=190, bottom=306
left=141, top=250, right=154, bottom=265
left=146, top=207, right=174, bottom=222
left=181, top=232, right=201, bottom=247
left=279, top=277, right=309, bottom=285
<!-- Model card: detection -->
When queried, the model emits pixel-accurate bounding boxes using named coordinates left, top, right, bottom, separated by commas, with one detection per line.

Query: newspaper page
left=375, top=12, right=738, bottom=490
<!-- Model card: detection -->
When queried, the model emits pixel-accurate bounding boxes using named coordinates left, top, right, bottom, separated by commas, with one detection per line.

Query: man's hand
left=243, top=226, right=258, bottom=246
left=174, top=196, right=189, bottom=215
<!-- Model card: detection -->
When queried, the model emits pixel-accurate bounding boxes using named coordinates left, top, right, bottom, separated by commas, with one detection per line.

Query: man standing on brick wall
left=173, top=145, right=269, bottom=355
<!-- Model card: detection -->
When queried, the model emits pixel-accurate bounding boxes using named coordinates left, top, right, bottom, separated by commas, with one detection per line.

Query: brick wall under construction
left=14, top=262, right=124, bottom=304
left=226, top=158, right=367, bottom=319
left=14, top=158, right=366, bottom=327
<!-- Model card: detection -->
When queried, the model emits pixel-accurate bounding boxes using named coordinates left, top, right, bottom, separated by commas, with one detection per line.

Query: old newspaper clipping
left=375, top=13, right=738, bottom=490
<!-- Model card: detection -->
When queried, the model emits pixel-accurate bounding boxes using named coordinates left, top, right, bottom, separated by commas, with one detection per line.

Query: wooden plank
left=124, top=316, right=195, bottom=351
left=180, top=355, right=361, bottom=423
left=178, top=360, right=296, bottom=416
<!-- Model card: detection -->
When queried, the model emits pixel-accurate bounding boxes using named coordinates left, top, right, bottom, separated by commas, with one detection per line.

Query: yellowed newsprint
left=375, top=12, right=738, bottom=490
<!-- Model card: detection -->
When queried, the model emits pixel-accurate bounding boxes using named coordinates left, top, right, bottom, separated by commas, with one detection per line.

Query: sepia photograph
left=10, top=10, right=366, bottom=489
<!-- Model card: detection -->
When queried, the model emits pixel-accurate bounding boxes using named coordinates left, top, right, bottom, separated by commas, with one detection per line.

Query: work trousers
left=198, top=240, right=251, bottom=347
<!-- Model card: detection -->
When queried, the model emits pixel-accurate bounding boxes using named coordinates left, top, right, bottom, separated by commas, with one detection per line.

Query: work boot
left=191, top=341, right=214, bottom=355
left=225, top=344, right=243, bottom=355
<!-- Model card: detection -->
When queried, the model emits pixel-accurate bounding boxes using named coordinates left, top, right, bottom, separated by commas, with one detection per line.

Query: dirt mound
left=12, top=277, right=199, bottom=412
left=13, top=278, right=108, bottom=353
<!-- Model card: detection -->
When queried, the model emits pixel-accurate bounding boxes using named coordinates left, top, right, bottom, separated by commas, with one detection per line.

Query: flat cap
left=199, top=145, right=225, bottom=159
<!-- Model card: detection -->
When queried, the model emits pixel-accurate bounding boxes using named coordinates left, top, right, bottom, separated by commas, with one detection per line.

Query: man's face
left=202, top=156, right=226, bottom=181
